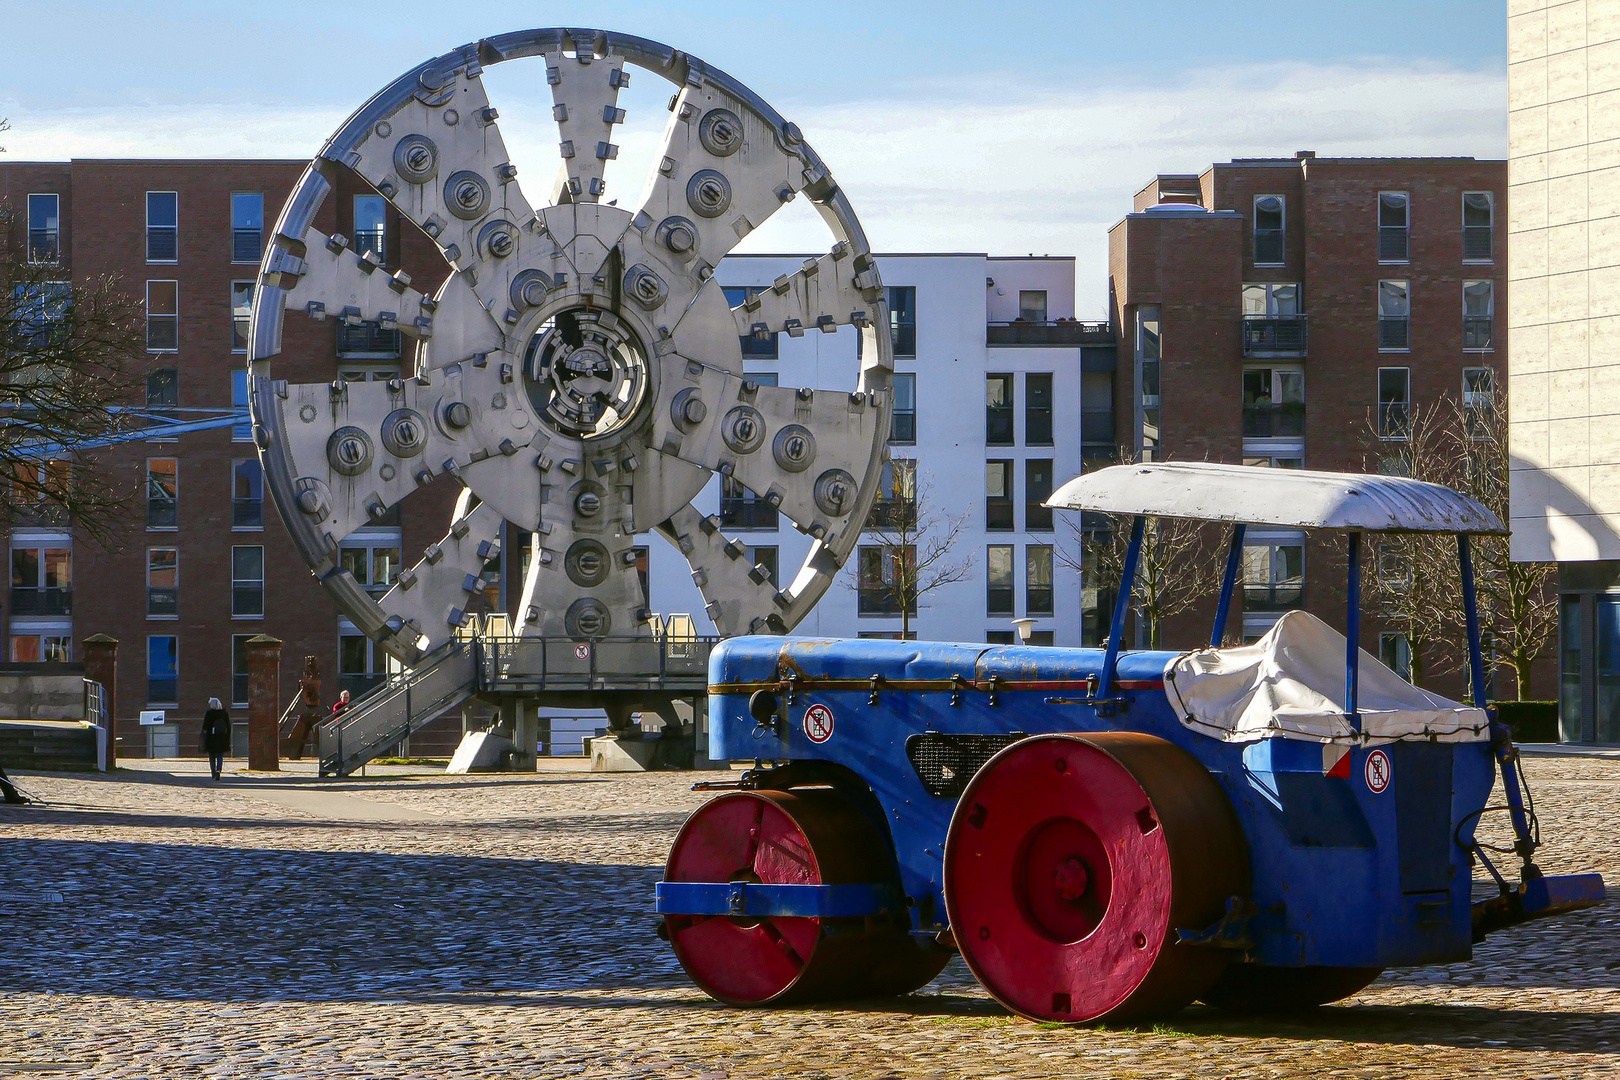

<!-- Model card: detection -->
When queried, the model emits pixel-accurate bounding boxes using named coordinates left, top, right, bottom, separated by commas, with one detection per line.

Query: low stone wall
left=0, top=666, right=89, bottom=722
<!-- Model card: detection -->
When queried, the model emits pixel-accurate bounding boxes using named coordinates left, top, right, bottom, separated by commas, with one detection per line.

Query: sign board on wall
left=138, top=710, right=167, bottom=726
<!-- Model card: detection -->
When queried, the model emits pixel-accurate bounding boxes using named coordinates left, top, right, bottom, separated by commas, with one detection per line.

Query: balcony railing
left=1242, top=314, right=1308, bottom=356
left=987, top=409, right=1014, bottom=445
left=233, top=498, right=263, bottom=528
left=1027, top=587, right=1054, bottom=617
left=336, top=321, right=404, bottom=359
left=1026, top=409, right=1053, bottom=446
left=147, top=317, right=179, bottom=351
left=27, top=229, right=60, bottom=264
left=10, top=587, right=72, bottom=616
left=1378, top=317, right=1409, bottom=350
left=1379, top=402, right=1410, bottom=439
left=1254, top=230, right=1284, bottom=266
left=858, top=588, right=913, bottom=616
left=233, top=229, right=263, bottom=263
left=147, top=588, right=177, bottom=617
left=986, top=498, right=1014, bottom=531
left=719, top=498, right=778, bottom=531
left=1379, top=228, right=1408, bottom=262
left=1242, top=403, right=1306, bottom=438
left=148, top=499, right=178, bottom=528
left=986, top=585, right=1014, bottom=618
left=889, top=411, right=916, bottom=444
left=1464, top=226, right=1493, bottom=262
left=987, top=320, right=1112, bottom=346
left=147, top=227, right=178, bottom=262
left=1464, top=315, right=1493, bottom=350
left=1244, top=582, right=1304, bottom=610
left=1025, top=502, right=1053, bottom=532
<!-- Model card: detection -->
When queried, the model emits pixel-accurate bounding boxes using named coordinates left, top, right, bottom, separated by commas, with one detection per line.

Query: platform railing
left=479, top=633, right=719, bottom=689
left=318, top=638, right=478, bottom=776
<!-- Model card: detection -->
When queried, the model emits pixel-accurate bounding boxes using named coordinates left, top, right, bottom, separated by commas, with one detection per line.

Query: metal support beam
left=1345, top=531, right=1361, bottom=730
left=1099, top=514, right=1145, bottom=701
left=1211, top=522, right=1246, bottom=649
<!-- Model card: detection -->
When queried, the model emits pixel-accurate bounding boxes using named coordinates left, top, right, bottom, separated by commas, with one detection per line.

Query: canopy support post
left=1098, top=515, right=1145, bottom=703
left=1459, top=533, right=1537, bottom=866
left=1345, top=531, right=1361, bottom=731
left=1211, top=523, right=1246, bottom=649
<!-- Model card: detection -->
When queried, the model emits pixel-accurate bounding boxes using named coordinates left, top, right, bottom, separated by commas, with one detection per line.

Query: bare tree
left=1448, top=395, right=1557, bottom=700
left=0, top=198, right=146, bottom=545
left=843, top=462, right=974, bottom=639
left=1361, top=401, right=1465, bottom=688
left=1058, top=453, right=1224, bottom=650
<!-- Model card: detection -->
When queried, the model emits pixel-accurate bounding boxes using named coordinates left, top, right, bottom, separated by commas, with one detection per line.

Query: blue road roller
left=655, top=463, right=1605, bottom=1021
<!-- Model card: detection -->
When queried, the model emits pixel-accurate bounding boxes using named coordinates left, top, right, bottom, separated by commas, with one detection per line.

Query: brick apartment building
left=1, top=159, right=467, bottom=758
left=1105, top=152, right=1535, bottom=697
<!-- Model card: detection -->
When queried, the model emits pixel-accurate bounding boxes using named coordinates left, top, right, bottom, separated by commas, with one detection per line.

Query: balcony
left=1464, top=315, right=1493, bottom=351
left=1244, top=582, right=1304, bottom=611
left=986, top=408, right=1014, bottom=445
left=148, top=499, right=178, bottom=529
left=1242, top=402, right=1306, bottom=438
left=11, top=587, right=72, bottom=616
left=719, top=497, right=778, bottom=531
left=1242, top=314, right=1308, bottom=357
left=336, top=321, right=404, bottom=359
left=1378, top=317, right=1409, bottom=351
left=987, top=320, right=1112, bottom=347
left=1254, top=230, right=1285, bottom=266
left=147, top=227, right=178, bottom=263
left=1464, top=226, right=1493, bottom=262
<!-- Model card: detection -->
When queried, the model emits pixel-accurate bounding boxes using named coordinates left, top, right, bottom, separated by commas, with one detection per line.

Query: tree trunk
left=1410, top=642, right=1425, bottom=689
left=1514, top=654, right=1533, bottom=701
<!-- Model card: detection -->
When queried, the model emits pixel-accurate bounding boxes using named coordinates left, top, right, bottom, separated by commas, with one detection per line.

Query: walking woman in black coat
left=200, top=698, right=231, bottom=780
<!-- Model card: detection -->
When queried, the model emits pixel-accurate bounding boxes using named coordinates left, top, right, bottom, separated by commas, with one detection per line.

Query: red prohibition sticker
left=574, top=644, right=590, bottom=660
left=802, top=703, right=834, bottom=744
left=1365, top=748, right=1392, bottom=794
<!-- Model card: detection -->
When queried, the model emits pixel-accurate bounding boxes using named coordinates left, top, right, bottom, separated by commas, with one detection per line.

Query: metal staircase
left=317, top=639, right=478, bottom=777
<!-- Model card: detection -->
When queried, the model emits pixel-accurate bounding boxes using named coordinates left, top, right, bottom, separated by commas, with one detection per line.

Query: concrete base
left=446, top=731, right=519, bottom=774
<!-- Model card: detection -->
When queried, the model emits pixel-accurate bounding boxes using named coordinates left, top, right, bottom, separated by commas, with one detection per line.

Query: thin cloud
left=1, top=59, right=1505, bottom=315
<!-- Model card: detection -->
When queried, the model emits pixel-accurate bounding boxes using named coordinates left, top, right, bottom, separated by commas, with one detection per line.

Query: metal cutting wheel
left=248, top=28, right=893, bottom=664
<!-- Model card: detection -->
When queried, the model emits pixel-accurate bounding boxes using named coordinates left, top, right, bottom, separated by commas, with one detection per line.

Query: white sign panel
left=138, top=710, right=167, bottom=727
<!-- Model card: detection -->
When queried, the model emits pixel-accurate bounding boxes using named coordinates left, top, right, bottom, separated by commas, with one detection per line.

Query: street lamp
left=1012, top=618, right=1037, bottom=645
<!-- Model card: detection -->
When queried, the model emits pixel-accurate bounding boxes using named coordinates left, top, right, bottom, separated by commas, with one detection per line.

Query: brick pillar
left=246, top=635, right=282, bottom=771
left=82, top=634, right=119, bottom=769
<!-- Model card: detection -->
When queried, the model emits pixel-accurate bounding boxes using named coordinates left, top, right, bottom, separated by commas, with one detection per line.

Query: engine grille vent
left=905, top=733, right=1022, bottom=798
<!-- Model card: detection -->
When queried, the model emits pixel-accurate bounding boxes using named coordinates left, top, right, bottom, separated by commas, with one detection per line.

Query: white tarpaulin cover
left=1163, top=610, right=1490, bottom=745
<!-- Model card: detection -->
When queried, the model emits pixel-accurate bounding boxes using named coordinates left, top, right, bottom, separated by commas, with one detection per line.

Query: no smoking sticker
left=574, top=644, right=591, bottom=660
left=1365, top=749, right=1392, bottom=794
left=803, top=704, right=834, bottom=744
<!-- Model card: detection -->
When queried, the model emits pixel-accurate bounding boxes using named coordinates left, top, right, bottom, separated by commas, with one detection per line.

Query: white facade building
left=642, top=253, right=1100, bottom=647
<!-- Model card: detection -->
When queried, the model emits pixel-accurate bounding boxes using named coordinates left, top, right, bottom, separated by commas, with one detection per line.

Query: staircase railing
left=317, top=639, right=478, bottom=777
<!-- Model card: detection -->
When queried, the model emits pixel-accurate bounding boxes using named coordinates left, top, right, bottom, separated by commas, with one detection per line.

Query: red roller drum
left=663, top=787, right=947, bottom=1005
left=943, top=732, right=1249, bottom=1022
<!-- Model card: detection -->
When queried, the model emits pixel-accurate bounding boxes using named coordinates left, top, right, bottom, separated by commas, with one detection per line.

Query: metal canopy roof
left=1046, top=462, right=1507, bottom=535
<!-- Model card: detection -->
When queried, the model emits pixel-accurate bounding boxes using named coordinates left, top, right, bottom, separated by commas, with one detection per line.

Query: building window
left=1026, top=544, right=1054, bottom=616
left=147, top=547, right=178, bottom=618
left=354, top=195, right=387, bottom=265
left=232, top=546, right=264, bottom=617
left=146, top=367, right=178, bottom=419
left=1243, top=538, right=1305, bottom=610
left=719, top=475, right=778, bottom=531
left=887, top=286, right=916, bottom=357
left=987, top=544, right=1015, bottom=617
left=1242, top=367, right=1305, bottom=437
left=335, top=320, right=403, bottom=360
left=1018, top=290, right=1048, bottom=322
left=1463, top=192, right=1494, bottom=262
left=1241, top=282, right=1306, bottom=356
left=147, top=458, right=178, bottom=528
left=147, top=635, right=178, bottom=705
left=339, top=633, right=390, bottom=700
left=232, top=369, right=252, bottom=441
left=339, top=536, right=401, bottom=597
left=890, top=372, right=916, bottom=444
left=722, top=286, right=779, bottom=359
left=232, top=193, right=264, bottom=263
left=27, top=193, right=60, bottom=265
left=231, top=634, right=252, bottom=707
left=857, top=544, right=915, bottom=616
left=1026, top=373, right=1053, bottom=446
left=1253, top=195, right=1285, bottom=266
left=986, top=630, right=1017, bottom=644
left=1378, top=192, right=1409, bottom=263
left=10, top=543, right=71, bottom=616
left=1380, top=632, right=1413, bottom=682
left=986, top=374, right=1014, bottom=445
left=1377, top=280, right=1409, bottom=350
left=1378, top=367, right=1411, bottom=439
left=1082, top=370, right=1115, bottom=467
left=1244, top=452, right=1305, bottom=469
left=1137, top=306, right=1161, bottom=459
left=11, top=634, right=71, bottom=663
left=1463, top=280, right=1493, bottom=351
left=868, top=459, right=917, bottom=530
left=233, top=459, right=264, bottom=528
left=231, top=281, right=253, bottom=352
left=986, top=460, right=1014, bottom=531
left=146, top=280, right=179, bottom=351
left=1464, top=367, right=1496, bottom=438
left=12, top=282, right=70, bottom=351
left=747, top=546, right=779, bottom=588
left=1025, top=459, right=1054, bottom=532
left=147, top=192, right=178, bottom=262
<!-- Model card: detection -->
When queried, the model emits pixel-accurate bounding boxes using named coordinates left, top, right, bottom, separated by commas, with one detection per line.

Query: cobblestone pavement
left=1, top=754, right=1616, bottom=1079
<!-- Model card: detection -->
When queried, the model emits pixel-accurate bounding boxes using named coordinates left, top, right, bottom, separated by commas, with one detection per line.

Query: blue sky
left=0, top=0, right=1508, bottom=313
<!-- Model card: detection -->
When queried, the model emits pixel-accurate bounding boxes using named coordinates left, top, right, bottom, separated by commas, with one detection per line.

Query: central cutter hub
left=522, top=307, right=651, bottom=441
